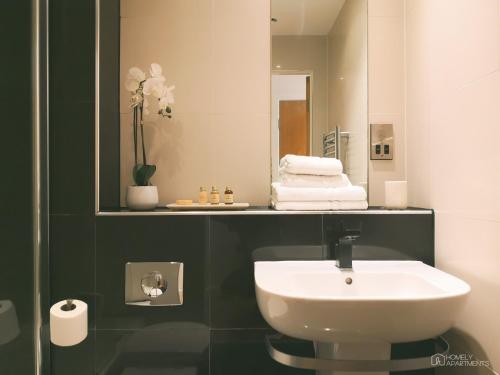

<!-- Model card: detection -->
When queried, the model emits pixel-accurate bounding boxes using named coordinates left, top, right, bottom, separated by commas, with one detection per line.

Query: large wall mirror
left=271, top=0, right=367, bottom=189
left=97, top=0, right=368, bottom=211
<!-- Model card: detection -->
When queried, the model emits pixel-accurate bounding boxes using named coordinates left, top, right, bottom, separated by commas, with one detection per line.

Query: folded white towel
left=279, top=154, right=343, bottom=176
left=272, top=183, right=367, bottom=202
left=272, top=200, right=368, bottom=211
left=279, top=170, right=352, bottom=188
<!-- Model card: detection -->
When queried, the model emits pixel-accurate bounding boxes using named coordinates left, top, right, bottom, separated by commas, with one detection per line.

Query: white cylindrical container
left=0, top=300, right=20, bottom=345
left=50, top=299, right=88, bottom=347
left=384, top=181, right=408, bottom=209
left=126, top=186, right=159, bottom=210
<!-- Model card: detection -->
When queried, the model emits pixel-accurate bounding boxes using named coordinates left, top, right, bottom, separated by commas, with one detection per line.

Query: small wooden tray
left=166, top=202, right=250, bottom=211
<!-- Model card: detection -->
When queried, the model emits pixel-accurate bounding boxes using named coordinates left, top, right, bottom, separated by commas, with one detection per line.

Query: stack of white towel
left=272, top=155, right=368, bottom=211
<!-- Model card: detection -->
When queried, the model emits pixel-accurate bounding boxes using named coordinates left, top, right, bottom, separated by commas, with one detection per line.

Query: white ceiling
left=271, top=0, right=346, bottom=36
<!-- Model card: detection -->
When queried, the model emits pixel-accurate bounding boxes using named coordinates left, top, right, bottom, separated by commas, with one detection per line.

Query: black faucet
left=326, top=222, right=361, bottom=270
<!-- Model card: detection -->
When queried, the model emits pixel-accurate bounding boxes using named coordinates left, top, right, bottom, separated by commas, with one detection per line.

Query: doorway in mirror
left=272, top=74, right=312, bottom=180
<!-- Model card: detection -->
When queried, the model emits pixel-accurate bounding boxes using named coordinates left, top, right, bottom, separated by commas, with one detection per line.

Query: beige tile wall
left=120, top=0, right=271, bottom=206
left=328, top=0, right=369, bottom=188
left=367, top=0, right=406, bottom=205
left=405, top=0, right=500, bottom=370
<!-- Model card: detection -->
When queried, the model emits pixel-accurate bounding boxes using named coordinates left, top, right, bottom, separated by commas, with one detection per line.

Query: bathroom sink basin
left=255, top=261, right=470, bottom=343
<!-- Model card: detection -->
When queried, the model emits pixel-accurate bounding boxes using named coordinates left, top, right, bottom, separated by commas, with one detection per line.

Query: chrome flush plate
left=125, top=262, right=183, bottom=306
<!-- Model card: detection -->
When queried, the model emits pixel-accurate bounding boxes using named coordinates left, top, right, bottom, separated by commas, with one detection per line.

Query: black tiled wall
left=210, top=215, right=324, bottom=329
left=49, top=212, right=434, bottom=375
left=95, top=216, right=209, bottom=331
left=99, top=0, right=121, bottom=208
left=49, top=0, right=95, bottom=216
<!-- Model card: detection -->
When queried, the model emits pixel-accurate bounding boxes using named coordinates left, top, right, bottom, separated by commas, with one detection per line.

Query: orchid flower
left=143, top=97, right=150, bottom=116
left=150, top=63, right=163, bottom=78
left=125, top=79, right=140, bottom=93
left=143, top=76, right=166, bottom=97
left=126, top=67, right=146, bottom=93
left=157, top=85, right=175, bottom=117
left=159, top=85, right=175, bottom=105
left=164, top=85, right=175, bottom=103
left=125, top=63, right=174, bottom=186
left=128, top=67, right=146, bottom=81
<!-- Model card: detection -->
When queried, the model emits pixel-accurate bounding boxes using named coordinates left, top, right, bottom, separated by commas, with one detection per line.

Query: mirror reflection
left=115, top=0, right=273, bottom=207
left=271, top=0, right=368, bottom=190
left=98, top=0, right=369, bottom=210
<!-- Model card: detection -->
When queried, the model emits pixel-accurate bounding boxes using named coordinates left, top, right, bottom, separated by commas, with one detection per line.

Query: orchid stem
left=140, top=105, right=147, bottom=165
left=133, top=107, right=138, bottom=165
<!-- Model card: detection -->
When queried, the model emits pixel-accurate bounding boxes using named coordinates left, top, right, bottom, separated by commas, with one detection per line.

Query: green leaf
left=133, top=164, right=156, bottom=186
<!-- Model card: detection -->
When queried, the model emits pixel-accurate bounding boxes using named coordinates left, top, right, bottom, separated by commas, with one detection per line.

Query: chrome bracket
left=265, top=334, right=449, bottom=372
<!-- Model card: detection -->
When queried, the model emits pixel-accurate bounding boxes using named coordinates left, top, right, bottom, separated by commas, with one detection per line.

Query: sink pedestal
left=314, top=341, right=391, bottom=375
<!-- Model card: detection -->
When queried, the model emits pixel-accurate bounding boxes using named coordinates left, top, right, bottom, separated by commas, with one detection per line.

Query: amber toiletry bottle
left=224, top=186, right=234, bottom=204
left=199, top=187, right=208, bottom=204
left=210, top=186, right=220, bottom=204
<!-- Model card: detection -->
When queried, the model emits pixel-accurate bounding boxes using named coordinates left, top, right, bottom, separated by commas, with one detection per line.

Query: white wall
left=328, top=0, right=368, bottom=188
left=367, top=0, right=406, bottom=205
left=405, top=0, right=500, bottom=370
left=271, top=75, right=308, bottom=181
left=120, top=0, right=271, bottom=205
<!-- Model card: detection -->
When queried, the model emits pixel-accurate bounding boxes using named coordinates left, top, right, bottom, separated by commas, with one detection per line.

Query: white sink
left=255, top=260, right=470, bottom=344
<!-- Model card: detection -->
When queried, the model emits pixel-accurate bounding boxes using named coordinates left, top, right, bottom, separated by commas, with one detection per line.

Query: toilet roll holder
left=60, top=299, right=76, bottom=312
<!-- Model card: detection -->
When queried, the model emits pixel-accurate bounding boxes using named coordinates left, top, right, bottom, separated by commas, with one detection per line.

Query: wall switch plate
left=125, top=262, right=183, bottom=306
left=370, top=123, right=394, bottom=160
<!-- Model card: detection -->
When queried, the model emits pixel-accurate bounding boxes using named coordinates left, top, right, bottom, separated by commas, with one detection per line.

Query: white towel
left=272, top=183, right=367, bottom=202
left=279, top=154, right=343, bottom=176
left=279, top=171, right=352, bottom=188
left=272, top=200, right=368, bottom=211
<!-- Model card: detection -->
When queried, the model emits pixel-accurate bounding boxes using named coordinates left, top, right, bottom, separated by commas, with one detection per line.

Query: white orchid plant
left=126, top=63, right=174, bottom=186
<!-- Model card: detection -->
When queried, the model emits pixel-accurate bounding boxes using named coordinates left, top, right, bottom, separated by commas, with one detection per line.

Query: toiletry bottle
left=199, top=187, right=208, bottom=204
left=210, top=186, right=220, bottom=205
left=224, top=186, right=234, bottom=205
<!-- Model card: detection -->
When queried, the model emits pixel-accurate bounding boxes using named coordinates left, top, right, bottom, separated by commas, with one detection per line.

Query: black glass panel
left=211, top=330, right=314, bottom=375
left=49, top=0, right=95, bottom=215
left=50, top=331, right=95, bottom=375
left=210, top=215, right=323, bottom=329
left=49, top=215, right=96, bottom=328
left=95, top=216, right=208, bottom=329
left=96, top=327, right=209, bottom=375
left=1, top=0, right=36, bottom=372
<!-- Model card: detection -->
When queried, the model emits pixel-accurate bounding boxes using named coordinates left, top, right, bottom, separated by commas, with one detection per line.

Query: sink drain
left=345, top=277, right=353, bottom=285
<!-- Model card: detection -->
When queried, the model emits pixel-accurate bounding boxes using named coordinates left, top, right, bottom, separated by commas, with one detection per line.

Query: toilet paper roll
left=0, top=300, right=20, bottom=345
left=50, top=299, right=87, bottom=347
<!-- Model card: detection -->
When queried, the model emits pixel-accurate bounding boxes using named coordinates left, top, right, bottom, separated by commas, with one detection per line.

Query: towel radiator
left=323, top=127, right=350, bottom=159
left=323, top=129, right=337, bottom=158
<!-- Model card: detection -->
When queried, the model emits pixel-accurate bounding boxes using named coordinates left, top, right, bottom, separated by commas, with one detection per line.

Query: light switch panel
left=370, top=123, right=394, bottom=160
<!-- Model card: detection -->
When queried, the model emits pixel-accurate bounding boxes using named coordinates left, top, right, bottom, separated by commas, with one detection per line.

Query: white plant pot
left=126, top=186, right=159, bottom=210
